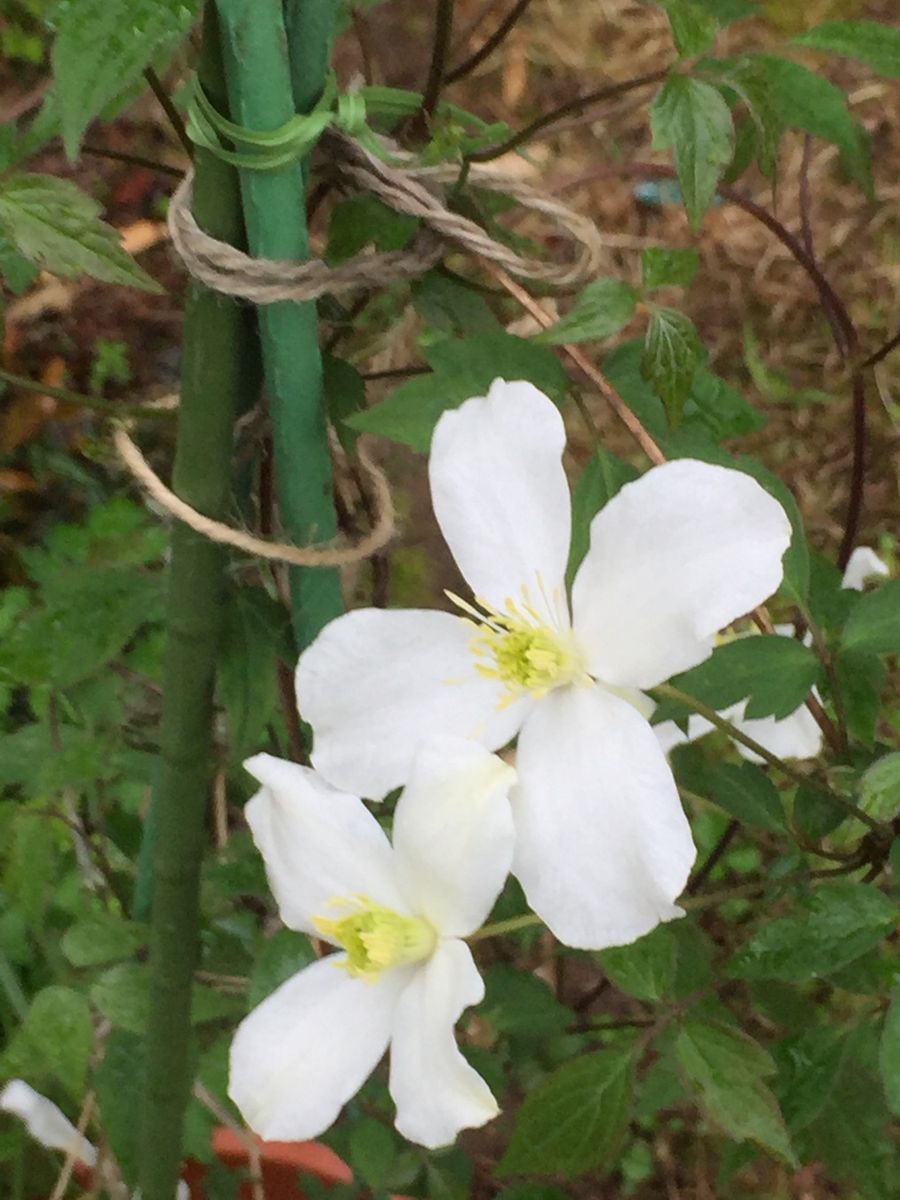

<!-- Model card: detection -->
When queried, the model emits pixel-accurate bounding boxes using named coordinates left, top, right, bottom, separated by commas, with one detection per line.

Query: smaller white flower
left=656, top=548, right=891, bottom=761
left=0, top=1080, right=96, bottom=1167
left=228, top=738, right=516, bottom=1149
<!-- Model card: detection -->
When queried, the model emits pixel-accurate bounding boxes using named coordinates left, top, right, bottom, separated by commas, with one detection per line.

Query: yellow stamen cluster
left=314, top=896, right=436, bottom=982
left=447, top=589, right=584, bottom=707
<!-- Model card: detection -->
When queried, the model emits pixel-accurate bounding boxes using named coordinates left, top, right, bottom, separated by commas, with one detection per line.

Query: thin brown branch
left=861, top=328, right=900, bottom=370
left=143, top=66, right=193, bottom=157
left=421, top=0, right=456, bottom=119
left=687, top=819, right=740, bottom=895
left=445, top=0, right=532, bottom=83
left=81, top=144, right=184, bottom=177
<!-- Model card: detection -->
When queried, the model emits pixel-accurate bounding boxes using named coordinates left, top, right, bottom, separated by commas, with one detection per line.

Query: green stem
left=0, top=367, right=174, bottom=421
left=137, top=13, right=254, bottom=1200
left=655, top=682, right=881, bottom=833
left=467, top=913, right=543, bottom=941
left=215, top=0, right=343, bottom=651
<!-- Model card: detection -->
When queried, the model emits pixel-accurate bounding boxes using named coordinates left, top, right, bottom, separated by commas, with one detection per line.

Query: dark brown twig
left=421, top=0, right=456, bottom=120
left=687, top=820, right=740, bottom=896
left=860, top=328, right=900, bottom=371
left=82, top=144, right=184, bottom=177
left=143, top=66, right=193, bottom=157
left=444, top=0, right=532, bottom=83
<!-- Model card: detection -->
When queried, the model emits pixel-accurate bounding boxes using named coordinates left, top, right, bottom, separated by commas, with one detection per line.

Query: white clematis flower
left=0, top=1080, right=97, bottom=1167
left=296, top=379, right=792, bottom=949
left=655, top=547, right=891, bottom=762
left=228, top=737, right=516, bottom=1149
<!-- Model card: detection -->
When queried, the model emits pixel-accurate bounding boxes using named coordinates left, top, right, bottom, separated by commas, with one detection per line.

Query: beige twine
left=113, top=424, right=394, bottom=566
left=121, top=128, right=606, bottom=564
left=166, top=128, right=607, bottom=302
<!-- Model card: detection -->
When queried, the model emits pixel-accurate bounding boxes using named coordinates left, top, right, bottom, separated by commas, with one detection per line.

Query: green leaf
left=412, top=270, right=501, bottom=337
left=703, top=761, right=786, bottom=832
left=597, top=922, right=677, bottom=1001
left=657, top=634, right=820, bottom=723
left=534, top=278, right=637, bottom=345
left=62, top=913, right=148, bottom=967
left=0, top=173, right=160, bottom=290
left=2, top=986, right=93, bottom=1097
left=690, top=0, right=757, bottom=24
left=641, top=246, right=700, bottom=290
left=94, top=1031, right=144, bottom=1184
left=566, top=448, right=639, bottom=583
left=481, top=964, right=571, bottom=1045
left=675, top=1018, right=795, bottom=1164
left=52, top=0, right=200, bottom=158
left=753, top=56, right=872, bottom=195
left=218, top=587, right=292, bottom=761
left=323, top=355, right=367, bottom=454
left=794, top=20, right=900, bottom=80
left=650, top=75, right=734, bottom=229
left=727, top=881, right=898, bottom=981
left=348, top=1117, right=396, bottom=1191
left=641, top=307, right=704, bottom=423
left=860, top=754, right=900, bottom=823
left=347, top=332, right=568, bottom=451
left=834, top=649, right=884, bottom=747
left=793, top=782, right=847, bottom=842
left=0, top=232, right=39, bottom=294
left=498, top=1046, right=635, bottom=1177
left=660, top=0, right=718, bottom=57
left=326, top=194, right=418, bottom=262
left=880, top=987, right=900, bottom=1115
left=774, top=1026, right=849, bottom=1133
left=91, top=963, right=149, bottom=1034
left=248, top=929, right=317, bottom=1008
left=842, top=580, right=900, bottom=655
left=686, top=368, right=764, bottom=438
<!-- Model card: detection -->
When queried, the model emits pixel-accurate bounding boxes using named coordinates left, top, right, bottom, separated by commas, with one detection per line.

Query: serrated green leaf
left=347, top=333, right=567, bottom=451
left=498, top=1046, right=635, bottom=1177
left=656, top=635, right=820, bottom=723
left=650, top=75, right=734, bottom=229
left=0, top=231, right=39, bottom=294
left=218, top=587, right=292, bottom=760
left=62, top=913, right=148, bottom=967
left=704, top=761, right=786, bottom=832
left=752, top=55, right=872, bottom=196
left=660, top=0, right=718, bottom=57
left=727, top=880, right=898, bottom=981
left=641, top=246, right=700, bottom=290
left=2, top=986, right=93, bottom=1097
left=482, top=964, right=571, bottom=1044
left=794, top=20, right=900, bottom=80
left=641, top=307, right=704, bottom=422
left=566, top=448, right=639, bottom=583
left=860, top=754, right=900, bottom=823
left=94, top=1030, right=144, bottom=1184
left=774, top=1026, right=849, bottom=1133
left=326, top=194, right=418, bottom=263
left=52, top=0, right=199, bottom=158
left=412, top=270, right=501, bottom=337
left=834, top=648, right=884, bottom=747
left=348, top=1117, right=396, bottom=1190
left=880, top=987, right=900, bottom=1115
left=322, top=355, right=366, bottom=454
left=842, top=580, right=900, bottom=655
left=597, top=922, right=677, bottom=1001
left=676, top=1018, right=795, bottom=1163
left=0, top=174, right=160, bottom=290
left=535, top=278, right=637, bottom=345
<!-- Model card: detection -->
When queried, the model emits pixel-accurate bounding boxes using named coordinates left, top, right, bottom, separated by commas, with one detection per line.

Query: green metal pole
left=215, top=0, right=343, bottom=651
left=137, top=11, right=254, bottom=1200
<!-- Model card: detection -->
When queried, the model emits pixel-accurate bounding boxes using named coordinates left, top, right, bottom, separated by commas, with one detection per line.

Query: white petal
left=243, top=754, right=407, bottom=935
left=389, top=939, right=497, bottom=1148
left=0, top=1081, right=96, bottom=1166
left=572, top=460, right=791, bottom=690
left=512, top=684, right=696, bottom=950
left=392, top=738, right=517, bottom=938
left=429, top=379, right=572, bottom=626
left=296, top=608, right=528, bottom=799
left=842, top=546, right=889, bottom=591
left=731, top=701, right=823, bottom=763
left=229, top=955, right=409, bottom=1142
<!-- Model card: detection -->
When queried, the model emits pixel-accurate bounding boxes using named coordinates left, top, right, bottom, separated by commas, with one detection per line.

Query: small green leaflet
left=880, top=988, right=900, bottom=1115
left=52, top=0, right=200, bottom=157
left=842, top=580, right=900, bottom=655
left=497, top=1045, right=636, bottom=1177
left=834, top=649, right=884, bottom=747
left=751, top=55, right=872, bottom=196
left=860, top=754, right=900, bottom=824
left=1, top=986, right=93, bottom=1098
left=0, top=174, right=160, bottom=291
left=596, top=922, right=677, bottom=1002
left=794, top=20, right=900, bottom=80
left=534, top=278, right=637, bottom=345
left=650, top=75, right=734, bottom=229
left=675, top=1018, right=796, bottom=1164
left=657, top=0, right=718, bottom=58
left=703, top=761, right=786, bottom=832
left=727, top=880, right=898, bottom=982
left=641, top=306, right=704, bottom=423
left=641, top=246, right=700, bottom=290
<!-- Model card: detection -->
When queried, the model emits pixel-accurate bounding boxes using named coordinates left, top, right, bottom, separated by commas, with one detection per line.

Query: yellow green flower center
left=447, top=589, right=586, bottom=707
left=314, top=896, right=437, bottom=982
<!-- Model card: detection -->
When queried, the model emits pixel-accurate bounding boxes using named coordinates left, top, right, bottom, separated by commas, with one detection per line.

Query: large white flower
left=296, top=380, right=791, bottom=949
left=228, top=738, right=516, bottom=1149
left=655, top=546, right=891, bottom=762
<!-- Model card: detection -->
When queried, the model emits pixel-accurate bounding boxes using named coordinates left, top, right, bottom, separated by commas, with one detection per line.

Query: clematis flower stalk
left=655, top=546, right=891, bottom=761
left=296, top=379, right=792, bottom=949
left=228, top=737, right=516, bottom=1149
